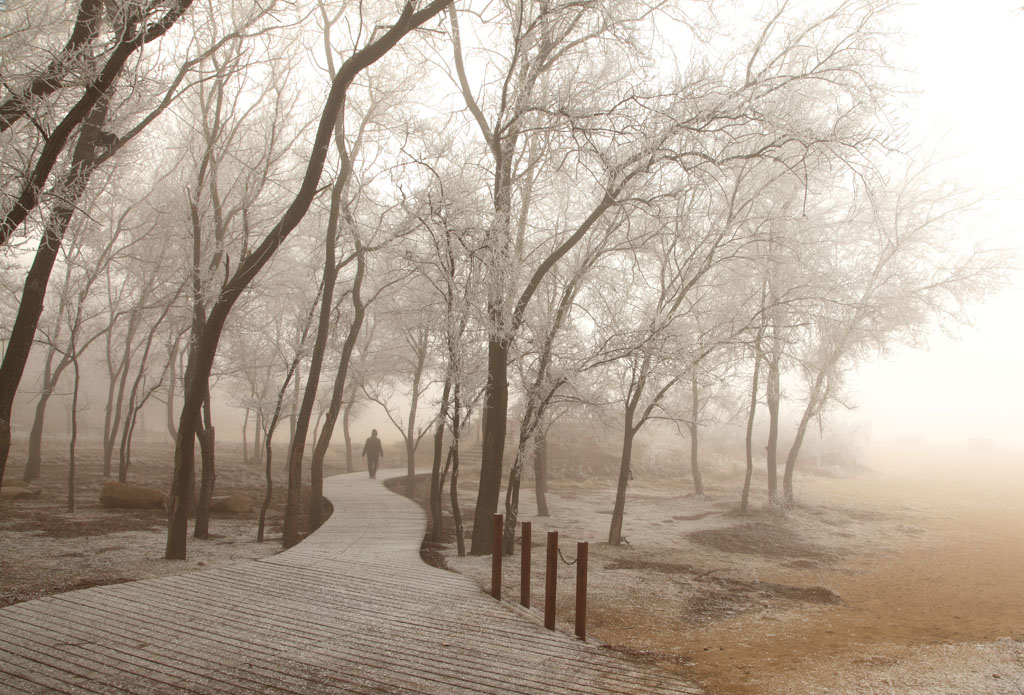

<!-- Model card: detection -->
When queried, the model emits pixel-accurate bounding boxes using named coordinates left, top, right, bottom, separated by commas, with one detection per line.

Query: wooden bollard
left=575, top=541, right=588, bottom=640
left=520, top=521, right=532, bottom=608
left=491, top=513, right=503, bottom=600
left=544, top=530, right=558, bottom=630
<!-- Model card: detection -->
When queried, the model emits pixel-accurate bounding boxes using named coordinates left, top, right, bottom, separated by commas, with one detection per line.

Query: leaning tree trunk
left=288, top=177, right=344, bottom=542
left=0, top=98, right=109, bottom=490
left=608, top=414, right=637, bottom=546
left=302, top=247, right=367, bottom=540
left=165, top=0, right=453, bottom=561
left=24, top=385, right=54, bottom=482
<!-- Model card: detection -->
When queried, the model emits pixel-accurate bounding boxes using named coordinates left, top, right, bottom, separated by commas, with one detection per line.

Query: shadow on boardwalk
left=0, top=471, right=702, bottom=694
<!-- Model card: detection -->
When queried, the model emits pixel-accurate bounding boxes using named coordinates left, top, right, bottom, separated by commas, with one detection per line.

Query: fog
left=848, top=0, right=1024, bottom=461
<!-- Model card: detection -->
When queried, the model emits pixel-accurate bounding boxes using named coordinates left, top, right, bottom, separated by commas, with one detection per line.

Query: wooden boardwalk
left=0, top=471, right=702, bottom=694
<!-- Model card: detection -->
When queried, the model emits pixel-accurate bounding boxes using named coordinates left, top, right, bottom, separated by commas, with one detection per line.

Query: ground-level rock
left=99, top=481, right=166, bottom=509
left=210, top=493, right=253, bottom=514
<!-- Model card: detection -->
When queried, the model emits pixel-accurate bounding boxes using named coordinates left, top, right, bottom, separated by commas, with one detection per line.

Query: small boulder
left=100, top=481, right=167, bottom=509
left=0, top=481, right=42, bottom=500
left=210, top=493, right=253, bottom=514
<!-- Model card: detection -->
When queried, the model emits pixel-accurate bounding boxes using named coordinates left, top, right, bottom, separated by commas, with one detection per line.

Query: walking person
left=362, top=429, right=384, bottom=479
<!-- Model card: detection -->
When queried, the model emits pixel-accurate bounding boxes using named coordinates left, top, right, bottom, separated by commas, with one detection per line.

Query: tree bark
left=166, top=0, right=463, bottom=560
left=688, top=370, right=703, bottom=497
left=765, top=338, right=781, bottom=504
left=534, top=423, right=549, bottom=517
left=289, top=175, right=344, bottom=541
left=0, top=97, right=109, bottom=490
left=608, top=412, right=636, bottom=546
left=301, top=247, right=366, bottom=542
left=470, top=338, right=509, bottom=555
left=429, top=377, right=452, bottom=543
left=741, top=356, right=761, bottom=515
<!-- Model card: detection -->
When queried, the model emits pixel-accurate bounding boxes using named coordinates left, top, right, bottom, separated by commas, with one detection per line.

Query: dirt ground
left=3, top=438, right=1023, bottom=695
left=0, top=439, right=347, bottom=607
left=426, top=444, right=1024, bottom=695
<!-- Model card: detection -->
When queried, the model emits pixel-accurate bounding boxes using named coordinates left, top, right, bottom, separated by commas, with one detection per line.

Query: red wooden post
left=575, top=541, right=588, bottom=640
left=520, top=521, right=532, bottom=608
left=491, top=513, right=503, bottom=600
left=545, top=530, right=558, bottom=630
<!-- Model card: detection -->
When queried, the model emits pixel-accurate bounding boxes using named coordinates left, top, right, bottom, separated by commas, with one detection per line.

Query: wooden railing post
left=544, top=530, right=558, bottom=630
left=491, top=513, right=503, bottom=600
left=520, top=521, right=531, bottom=608
left=575, top=541, right=588, bottom=640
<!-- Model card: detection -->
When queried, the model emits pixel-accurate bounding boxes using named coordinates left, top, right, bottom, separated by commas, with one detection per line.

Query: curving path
left=0, top=471, right=702, bottom=694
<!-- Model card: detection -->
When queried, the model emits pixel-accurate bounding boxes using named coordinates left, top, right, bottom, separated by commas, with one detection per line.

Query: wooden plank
left=0, top=471, right=701, bottom=695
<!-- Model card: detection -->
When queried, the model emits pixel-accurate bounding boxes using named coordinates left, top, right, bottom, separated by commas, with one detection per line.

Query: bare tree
left=167, top=0, right=452, bottom=560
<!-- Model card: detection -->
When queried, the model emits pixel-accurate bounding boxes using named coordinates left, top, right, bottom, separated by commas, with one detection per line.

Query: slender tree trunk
left=166, top=0, right=452, bottom=560
left=470, top=338, right=509, bottom=555
left=429, top=377, right=452, bottom=543
left=193, top=398, right=215, bottom=539
left=783, top=395, right=820, bottom=504
left=242, top=406, right=250, bottom=466
left=741, top=356, right=761, bottom=515
left=303, top=248, right=367, bottom=541
left=688, top=371, right=703, bottom=497
left=450, top=383, right=466, bottom=557
left=24, top=387, right=53, bottom=482
left=257, top=423, right=274, bottom=542
left=534, top=425, right=549, bottom=517
left=166, top=337, right=180, bottom=442
left=608, top=413, right=636, bottom=545
left=104, top=318, right=137, bottom=478
left=342, top=400, right=354, bottom=473
left=67, top=353, right=81, bottom=513
left=253, top=409, right=263, bottom=470
left=0, top=99, right=107, bottom=489
left=765, top=342, right=781, bottom=504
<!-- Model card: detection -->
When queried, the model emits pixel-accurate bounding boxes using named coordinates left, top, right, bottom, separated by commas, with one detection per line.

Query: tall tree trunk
left=688, top=371, right=703, bottom=497
left=450, top=383, right=466, bottom=557
left=242, top=406, right=250, bottom=466
left=253, top=409, right=263, bottom=470
left=24, top=387, right=53, bottom=482
left=342, top=399, right=354, bottom=473
left=429, top=377, right=452, bottom=543
left=608, top=410, right=636, bottom=546
left=166, top=0, right=452, bottom=560
left=534, top=425, right=549, bottom=517
left=302, top=248, right=367, bottom=542
left=67, top=353, right=81, bottom=513
left=104, top=315, right=138, bottom=478
left=193, top=398, right=216, bottom=539
left=292, top=178, right=344, bottom=540
left=741, top=356, right=761, bottom=515
left=0, top=98, right=108, bottom=490
left=783, top=394, right=821, bottom=504
left=765, top=340, right=781, bottom=504
left=470, top=338, right=509, bottom=555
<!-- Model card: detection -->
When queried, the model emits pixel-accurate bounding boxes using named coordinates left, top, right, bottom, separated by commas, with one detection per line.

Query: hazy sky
left=851, top=1, right=1024, bottom=451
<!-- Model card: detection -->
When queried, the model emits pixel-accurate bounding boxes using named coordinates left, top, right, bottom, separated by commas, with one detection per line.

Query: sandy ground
left=438, top=445, right=1024, bottom=695
left=0, top=439, right=346, bottom=607
left=3, top=438, right=1023, bottom=695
